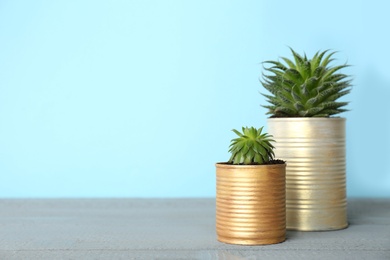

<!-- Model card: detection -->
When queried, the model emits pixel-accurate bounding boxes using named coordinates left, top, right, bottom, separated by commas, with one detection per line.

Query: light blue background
left=1, top=0, right=389, bottom=198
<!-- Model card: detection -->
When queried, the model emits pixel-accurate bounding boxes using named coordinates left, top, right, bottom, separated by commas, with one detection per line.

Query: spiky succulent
left=228, top=126, right=275, bottom=165
left=261, top=48, right=352, bottom=117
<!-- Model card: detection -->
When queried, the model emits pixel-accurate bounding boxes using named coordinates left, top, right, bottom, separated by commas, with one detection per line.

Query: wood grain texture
left=0, top=198, right=389, bottom=259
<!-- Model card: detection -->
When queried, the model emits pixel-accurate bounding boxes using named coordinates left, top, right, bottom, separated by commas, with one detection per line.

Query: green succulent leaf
left=321, top=51, right=338, bottom=67
left=306, top=77, right=320, bottom=92
left=281, top=57, right=296, bottom=69
left=290, top=47, right=304, bottom=66
left=300, top=61, right=311, bottom=79
left=313, top=66, right=325, bottom=78
left=306, top=96, right=319, bottom=105
left=311, top=50, right=327, bottom=70
left=306, top=107, right=324, bottom=117
left=274, top=106, right=297, bottom=116
left=293, top=101, right=305, bottom=111
left=232, top=129, right=243, bottom=137
left=285, top=69, right=303, bottom=82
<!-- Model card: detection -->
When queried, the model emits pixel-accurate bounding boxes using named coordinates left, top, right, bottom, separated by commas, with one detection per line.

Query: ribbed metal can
left=215, top=163, right=286, bottom=245
left=267, top=118, right=347, bottom=231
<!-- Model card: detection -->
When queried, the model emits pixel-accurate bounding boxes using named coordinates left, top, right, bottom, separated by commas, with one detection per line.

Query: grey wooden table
left=0, top=198, right=389, bottom=259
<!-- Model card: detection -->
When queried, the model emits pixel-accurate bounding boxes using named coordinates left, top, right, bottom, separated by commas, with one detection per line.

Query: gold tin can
left=215, top=163, right=286, bottom=245
left=267, top=118, right=348, bottom=231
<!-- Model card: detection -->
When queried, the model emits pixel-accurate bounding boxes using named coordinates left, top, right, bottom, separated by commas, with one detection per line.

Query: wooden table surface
left=1, top=198, right=389, bottom=259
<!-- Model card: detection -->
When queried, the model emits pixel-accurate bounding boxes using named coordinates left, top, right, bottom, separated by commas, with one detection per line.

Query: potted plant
left=216, top=126, right=286, bottom=245
left=260, top=48, right=352, bottom=231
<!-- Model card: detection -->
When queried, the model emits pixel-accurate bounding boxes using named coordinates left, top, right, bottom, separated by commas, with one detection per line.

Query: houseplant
left=215, top=126, right=286, bottom=245
left=260, top=48, right=352, bottom=231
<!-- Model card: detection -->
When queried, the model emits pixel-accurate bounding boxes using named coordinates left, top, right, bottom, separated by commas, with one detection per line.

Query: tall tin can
left=267, top=118, right=347, bottom=231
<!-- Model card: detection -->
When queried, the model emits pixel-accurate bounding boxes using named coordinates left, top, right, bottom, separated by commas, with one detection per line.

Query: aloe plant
left=261, top=48, right=352, bottom=117
left=228, top=126, right=275, bottom=165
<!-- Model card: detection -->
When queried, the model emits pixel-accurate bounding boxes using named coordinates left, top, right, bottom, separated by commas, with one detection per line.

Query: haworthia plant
left=261, top=48, right=352, bottom=117
left=228, top=126, right=275, bottom=165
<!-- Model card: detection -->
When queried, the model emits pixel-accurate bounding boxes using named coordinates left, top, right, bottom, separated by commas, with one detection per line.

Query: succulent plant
left=261, top=48, right=352, bottom=117
left=228, top=126, right=275, bottom=165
